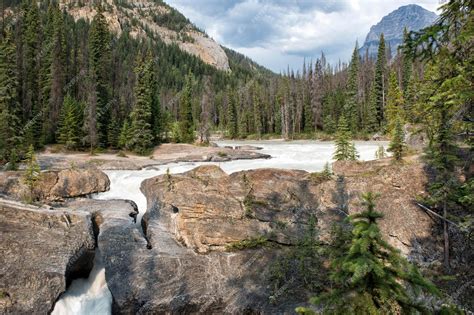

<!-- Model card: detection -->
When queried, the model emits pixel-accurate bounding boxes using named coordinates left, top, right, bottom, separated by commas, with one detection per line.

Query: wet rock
left=0, top=199, right=95, bottom=314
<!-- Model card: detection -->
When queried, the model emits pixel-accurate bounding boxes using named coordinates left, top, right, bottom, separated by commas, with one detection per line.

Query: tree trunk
left=443, top=194, right=450, bottom=272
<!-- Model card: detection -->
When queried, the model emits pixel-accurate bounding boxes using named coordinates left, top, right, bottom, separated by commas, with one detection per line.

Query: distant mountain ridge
left=360, top=4, right=438, bottom=57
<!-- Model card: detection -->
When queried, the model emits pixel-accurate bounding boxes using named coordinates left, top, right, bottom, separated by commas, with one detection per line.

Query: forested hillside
left=0, top=0, right=472, bottom=162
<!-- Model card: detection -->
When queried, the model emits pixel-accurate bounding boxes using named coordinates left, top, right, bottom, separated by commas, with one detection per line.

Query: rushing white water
left=52, top=140, right=387, bottom=314
left=51, top=255, right=112, bottom=315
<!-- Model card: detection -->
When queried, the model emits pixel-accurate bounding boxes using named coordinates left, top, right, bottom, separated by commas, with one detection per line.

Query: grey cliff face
left=360, top=4, right=438, bottom=57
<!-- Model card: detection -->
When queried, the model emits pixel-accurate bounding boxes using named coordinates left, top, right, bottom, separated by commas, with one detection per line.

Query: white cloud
left=165, top=0, right=441, bottom=72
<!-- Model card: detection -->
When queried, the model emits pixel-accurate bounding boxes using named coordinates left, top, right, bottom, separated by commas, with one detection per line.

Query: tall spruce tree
left=386, top=70, right=405, bottom=134
left=57, top=95, right=82, bottom=150
left=88, top=5, right=111, bottom=148
left=373, top=33, right=387, bottom=128
left=0, top=27, right=22, bottom=163
left=128, top=56, right=154, bottom=154
left=178, top=74, right=195, bottom=143
left=310, top=192, right=438, bottom=314
left=23, top=0, right=42, bottom=148
left=388, top=117, right=406, bottom=161
left=227, top=88, right=238, bottom=139
left=401, top=28, right=412, bottom=99
left=333, top=116, right=358, bottom=161
left=344, top=42, right=360, bottom=131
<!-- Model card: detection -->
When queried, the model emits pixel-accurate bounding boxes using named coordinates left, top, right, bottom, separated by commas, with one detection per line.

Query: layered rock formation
left=0, top=168, right=110, bottom=201
left=0, top=199, right=95, bottom=314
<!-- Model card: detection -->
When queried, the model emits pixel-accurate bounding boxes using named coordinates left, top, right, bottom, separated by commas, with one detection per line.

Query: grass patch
left=225, top=236, right=269, bottom=251
left=217, top=151, right=228, bottom=157
left=116, top=151, right=128, bottom=158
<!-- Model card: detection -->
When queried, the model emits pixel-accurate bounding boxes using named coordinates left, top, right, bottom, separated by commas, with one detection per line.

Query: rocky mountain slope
left=59, top=0, right=230, bottom=70
left=360, top=4, right=438, bottom=57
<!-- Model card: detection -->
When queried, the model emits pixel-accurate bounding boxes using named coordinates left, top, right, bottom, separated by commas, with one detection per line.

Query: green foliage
left=388, top=117, right=406, bottom=161
left=57, top=95, right=82, bottom=150
left=22, top=145, right=41, bottom=200
left=309, top=163, right=332, bottom=184
left=0, top=27, right=22, bottom=163
left=344, top=43, right=360, bottom=131
left=127, top=55, right=155, bottom=154
left=225, top=236, right=269, bottom=251
left=374, top=33, right=387, bottom=127
left=178, top=74, right=195, bottom=143
left=309, top=192, right=439, bottom=314
left=333, top=116, right=358, bottom=161
left=386, top=70, right=405, bottom=135
left=227, top=89, right=239, bottom=139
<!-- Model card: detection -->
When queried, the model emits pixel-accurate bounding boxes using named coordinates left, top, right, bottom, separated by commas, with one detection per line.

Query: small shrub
left=217, top=151, right=228, bottom=157
left=225, top=236, right=269, bottom=251
left=116, top=151, right=128, bottom=158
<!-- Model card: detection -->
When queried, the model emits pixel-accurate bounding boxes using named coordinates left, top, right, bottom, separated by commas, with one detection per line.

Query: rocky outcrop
left=95, top=158, right=434, bottom=313
left=60, top=0, right=230, bottom=71
left=0, top=168, right=110, bottom=201
left=141, top=166, right=317, bottom=253
left=0, top=199, right=95, bottom=314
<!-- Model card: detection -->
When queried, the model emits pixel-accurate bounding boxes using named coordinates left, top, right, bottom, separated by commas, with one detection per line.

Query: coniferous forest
left=0, top=0, right=473, bottom=314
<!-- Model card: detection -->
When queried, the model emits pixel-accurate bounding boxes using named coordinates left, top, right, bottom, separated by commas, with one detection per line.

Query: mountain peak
left=360, top=4, right=438, bottom=57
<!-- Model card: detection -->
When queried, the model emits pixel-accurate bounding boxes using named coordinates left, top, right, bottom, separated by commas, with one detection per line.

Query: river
left=51, top=140, right=387, bottom=315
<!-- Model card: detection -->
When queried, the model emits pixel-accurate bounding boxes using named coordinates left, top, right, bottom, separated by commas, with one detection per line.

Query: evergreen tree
left=333, top=116, right=358, bottom=161
left=401, top=28, right=412, bottom=99
left=128, top=56, right=154, bottom=154
left=312, top=192, right=438, bottom=314
left=227, top=89, right=238, bottom=139
left=373, top=33, right=387, bottom=127
left=22, top=144, right=41, bottom=201
left=386, top=70, right=405, bottom=134
left=388, top=117, right=406, bottom=161
left=57, top=95, right=82, bottom=149
left=0, top=27, right=22, bottom=163
left=88, top=5, right=111, bottom=147
left=253, top=84, right=263, bottom=138
left=118, top=119, right=131, bottom=149
left=23, top=0, right=42, bottom=148
left=178, top=74, right=195, bottom=143
left=344, top=42, right=360, bottom=131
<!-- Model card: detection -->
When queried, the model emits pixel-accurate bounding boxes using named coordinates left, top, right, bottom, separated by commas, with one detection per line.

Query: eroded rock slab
left=0, top=167, right=110, bottom=201
left=0, top=199, right=95, bottom=314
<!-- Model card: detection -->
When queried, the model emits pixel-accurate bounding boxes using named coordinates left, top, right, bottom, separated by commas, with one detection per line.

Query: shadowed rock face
left=0, top=168, right=110, bottom=201
left=0, top=199, right=95, bottom=314
left=99, top=160, right=433, bottom=313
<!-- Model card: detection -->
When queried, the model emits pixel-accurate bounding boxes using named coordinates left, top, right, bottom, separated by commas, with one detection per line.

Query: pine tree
left=388, top=117, right=406, bottom=161
left=344, top=42, right=360, bottom=131
left=0, top=26, right=22, bottom=163
left=128, top=56, right=154, bottom=154
left=118, top=119, right=131, bottom=150
left=57, top=95, right=82, bottom=150
left=386, top=70, right=405, bottom=134
left=23, top=0, right=42, bottom=148
left=227, top=89, right=238, bottom=139
left=253, top=84, right=263, bottom=138
left=312, top=192, right=439, bottom=314
left=178, top=74, right=195, bottom=143
left=333, top=116, right=358, bottom=161
left=88, top=5, right=111, bottom=148
left=22, top=144, right=41, bottom=201
left=373, top=33, right=387, bottom=128
left=401, top=28, right=412, bottom=99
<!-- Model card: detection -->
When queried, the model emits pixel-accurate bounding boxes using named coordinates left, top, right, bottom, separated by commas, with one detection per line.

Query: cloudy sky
left=165, top=0, right=441, bottom=72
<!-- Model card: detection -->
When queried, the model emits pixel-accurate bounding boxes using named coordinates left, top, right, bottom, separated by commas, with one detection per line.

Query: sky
left=165, top=0, right=441, bottom=72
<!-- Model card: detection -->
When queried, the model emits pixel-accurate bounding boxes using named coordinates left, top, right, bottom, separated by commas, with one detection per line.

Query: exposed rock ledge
left=0, top=199, right=95, bottom=314
left=0, top=168, right=110, bottom=201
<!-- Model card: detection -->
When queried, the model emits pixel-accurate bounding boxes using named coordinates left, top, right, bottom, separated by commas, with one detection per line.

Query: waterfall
left=50, top=140, right=387, bottom=314
left=51, top=255, right=112, bottom=315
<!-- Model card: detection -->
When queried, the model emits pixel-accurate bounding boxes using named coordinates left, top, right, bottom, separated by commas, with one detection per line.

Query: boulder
left=141, top=165, right=317, bottom=253
left=0, top=168, right=110, bottom=201
left=0, top=199, right=95, bottom=314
